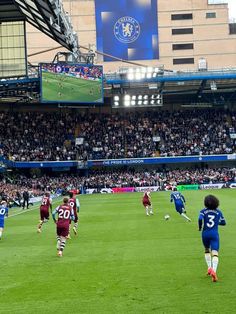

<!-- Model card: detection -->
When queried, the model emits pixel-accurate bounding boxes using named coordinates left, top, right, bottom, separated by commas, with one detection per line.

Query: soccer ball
left=164, top=214, right=170, bottom=220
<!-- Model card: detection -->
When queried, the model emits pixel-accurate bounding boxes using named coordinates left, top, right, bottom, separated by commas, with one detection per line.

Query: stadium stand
left=1, top=167, right=235, bottom=200
left=0, top=109, right=235, bottom=162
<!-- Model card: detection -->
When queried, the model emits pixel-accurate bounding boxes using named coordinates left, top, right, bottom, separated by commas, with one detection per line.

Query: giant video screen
left=40, top=63, right=103, bottom=104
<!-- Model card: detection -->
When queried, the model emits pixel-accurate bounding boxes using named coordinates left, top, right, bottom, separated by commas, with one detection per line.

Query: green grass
left=42, top=71, right=102, bottom=103
left=1, top=189, right=236, bottom=314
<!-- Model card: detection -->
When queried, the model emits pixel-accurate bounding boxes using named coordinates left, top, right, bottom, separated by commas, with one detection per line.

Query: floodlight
left=128, top=73, right=134, bottom=80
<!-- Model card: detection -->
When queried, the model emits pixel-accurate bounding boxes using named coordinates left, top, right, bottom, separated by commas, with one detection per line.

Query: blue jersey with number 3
left=198, top=208, right=225, bottom=232
left=199, top=208, right=226, bottom=251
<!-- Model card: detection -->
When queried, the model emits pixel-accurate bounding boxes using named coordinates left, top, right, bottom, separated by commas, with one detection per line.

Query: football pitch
left=41, top=72, right=102, bottom=103
left=1, top=189, right=236, bottom=314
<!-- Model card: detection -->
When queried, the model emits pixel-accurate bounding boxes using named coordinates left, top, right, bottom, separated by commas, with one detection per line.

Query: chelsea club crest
left=114, top=16, right=140, bottom=43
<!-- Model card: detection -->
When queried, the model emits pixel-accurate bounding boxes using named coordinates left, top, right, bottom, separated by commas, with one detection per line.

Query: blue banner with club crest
left=95, top=0, right=159, bottom=61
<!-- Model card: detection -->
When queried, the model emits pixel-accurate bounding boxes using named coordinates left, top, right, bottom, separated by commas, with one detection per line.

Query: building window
left=171, top=13, right=193, bottom=20
left=206, top=12, right=216, bottom=18
left=0, top=21, right=27, bottom=78
left=172, top=28, right=193, bottom=35
left=173, top=58, right=194, bottom=65
left=172, top=43, right=194, bottom=50
left=229, top=23, right=236, bottom=34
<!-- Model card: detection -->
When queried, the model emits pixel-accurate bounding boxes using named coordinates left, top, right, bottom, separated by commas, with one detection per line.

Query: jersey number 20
left=58, top=209, right=70, bottom=219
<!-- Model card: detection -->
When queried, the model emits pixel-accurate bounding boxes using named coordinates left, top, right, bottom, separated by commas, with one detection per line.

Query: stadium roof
left=0, top=0, right=24, bottom=22
left=0, top=0, right=79, bottom=54
left=105, top=69, right=236, bottom=106
left=1, top=69, right=236, bottom=105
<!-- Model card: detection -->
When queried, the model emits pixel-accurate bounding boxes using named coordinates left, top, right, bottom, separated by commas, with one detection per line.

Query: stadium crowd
left=1, top=167, right=235, bottom=202
left=0, top=109, right=235, bottom=161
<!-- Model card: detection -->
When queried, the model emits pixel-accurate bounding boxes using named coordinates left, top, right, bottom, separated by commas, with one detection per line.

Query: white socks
left=205, top=253, right=212, bottom=269
left=181, top=213, right=191, bottom=221
left=212, top=256, right=219, bottom=273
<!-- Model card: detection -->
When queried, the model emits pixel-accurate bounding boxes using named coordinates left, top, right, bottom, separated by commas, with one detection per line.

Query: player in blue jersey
left=0, top=201, right=9, bottom=239
left=170, top=187, right=191, bottom=221
left=198, top=195, right=226, bottom=282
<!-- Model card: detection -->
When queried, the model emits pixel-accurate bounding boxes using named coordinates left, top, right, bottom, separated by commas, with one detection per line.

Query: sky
left=227, top=0, right=236, bottom=20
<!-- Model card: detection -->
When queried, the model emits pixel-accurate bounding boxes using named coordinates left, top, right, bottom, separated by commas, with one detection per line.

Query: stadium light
left=135, top=72, right=142, bottom=80
left=128, top=73, right=134, bottom=80
left=112, top=93, right=163, bottom=108
left=210, top=81, right=217, bottom=91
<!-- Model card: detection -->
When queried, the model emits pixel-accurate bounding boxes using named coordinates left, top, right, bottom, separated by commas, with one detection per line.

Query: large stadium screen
left=40, top=63, right=103, bottom=104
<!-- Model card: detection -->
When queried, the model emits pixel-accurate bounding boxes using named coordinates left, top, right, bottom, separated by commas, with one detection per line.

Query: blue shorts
left=202, top=231, right=219, bottom=251
left=175, top=202, right=185, bottom=214
left=0, top=220, right=5, bottom=228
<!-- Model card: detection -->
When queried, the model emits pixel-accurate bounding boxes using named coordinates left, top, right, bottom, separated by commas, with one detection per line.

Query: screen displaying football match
left=40, top=63, right=103, bottom=104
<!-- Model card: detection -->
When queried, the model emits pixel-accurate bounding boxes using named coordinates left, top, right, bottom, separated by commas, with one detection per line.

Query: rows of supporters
left=1, top=167, right=235, bottom=202
left=0, top=109, right=235, bottom=161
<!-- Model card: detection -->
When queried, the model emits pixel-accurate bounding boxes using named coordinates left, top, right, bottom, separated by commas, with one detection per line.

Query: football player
left=170, top=187, right=191, bottom=221
left=68, top=191, right=80, bottom=235
left=0, top=201, right=8, bottom=239
left=37, top=192, right=52, bottom=233
left=52, top=197, right=74, bottom=257
left=198, top=195, right=226, bottom=282
left=142, top=189, right=153, bottom=216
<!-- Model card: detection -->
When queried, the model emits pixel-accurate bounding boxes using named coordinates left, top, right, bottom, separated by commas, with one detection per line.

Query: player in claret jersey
left=198, top=195, right=226, bottom=282
left=68, top=191, right=80, bottom=235
left=142, top=190, right=153, bottom=216
left=52, top=197, right=75, bottom=257
left=37, top=192, right=52, bottom=233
